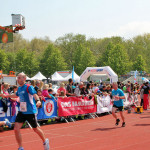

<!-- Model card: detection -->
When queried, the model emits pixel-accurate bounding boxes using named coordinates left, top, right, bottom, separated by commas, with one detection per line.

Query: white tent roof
left=64, top=72, right=80, bottom=82
left=30, top=72, right=47, bottom=80
left=80, top=66, right=118, bottom=83
left=51, top=72, right=65, bottom=81
left=26, top=76, right=31, bottom=80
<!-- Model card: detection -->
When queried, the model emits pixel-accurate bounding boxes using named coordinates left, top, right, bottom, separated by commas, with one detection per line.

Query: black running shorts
left=113, top=105, right=124, bottom=111
left=15, top=111, right=38, bottom=128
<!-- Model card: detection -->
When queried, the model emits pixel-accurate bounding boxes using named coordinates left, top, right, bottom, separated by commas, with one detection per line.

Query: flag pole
left=72, top=66, right=74, bottom=82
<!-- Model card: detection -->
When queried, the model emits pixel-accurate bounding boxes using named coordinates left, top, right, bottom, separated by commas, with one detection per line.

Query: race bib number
left=20, top=102, right=27, bottom=112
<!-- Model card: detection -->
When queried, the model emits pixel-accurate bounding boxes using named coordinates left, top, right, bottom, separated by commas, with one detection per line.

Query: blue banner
left=0, top=100, right=20, bottom=122
left=0, top=98, right=58, bottom=123
left=37, top=98, right=58, bottom=120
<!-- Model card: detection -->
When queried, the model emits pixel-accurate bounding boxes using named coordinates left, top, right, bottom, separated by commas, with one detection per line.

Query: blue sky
left=1, top=0, right=150, bottom=41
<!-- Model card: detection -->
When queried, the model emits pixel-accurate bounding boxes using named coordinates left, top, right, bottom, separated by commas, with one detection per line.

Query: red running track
left=0, top=110, right=150, bottom=150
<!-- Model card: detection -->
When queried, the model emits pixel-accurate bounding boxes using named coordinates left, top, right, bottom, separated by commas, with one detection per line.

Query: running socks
left=115, top=119, right=125, bottom=127
left=122, top=122, right=126, bottom=127
left=115, top=119, right=120, bottom=126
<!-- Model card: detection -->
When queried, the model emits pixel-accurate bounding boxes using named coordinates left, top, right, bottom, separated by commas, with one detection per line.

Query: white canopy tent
left=51, top=72, right=65, bottom=81
left=142, top=77, right=149, bottom=83
left=26, top=76, right=32, bottom=80
left=80, top=66, right=118, bottom=83
left=30, top=72, right=47, bottom=80
left=64, top=72, right=80, bottom=82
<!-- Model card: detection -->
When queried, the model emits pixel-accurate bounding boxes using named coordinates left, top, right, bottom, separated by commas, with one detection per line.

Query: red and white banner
left=58, top=97, right=97, bottom=117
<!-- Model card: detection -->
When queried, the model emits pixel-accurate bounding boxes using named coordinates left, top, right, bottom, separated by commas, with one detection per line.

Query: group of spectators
left=0, top=82, right=19, bottom=116
left=1, top=79, right=150, bottom=117
left=118, top=81, right=150, bottom=110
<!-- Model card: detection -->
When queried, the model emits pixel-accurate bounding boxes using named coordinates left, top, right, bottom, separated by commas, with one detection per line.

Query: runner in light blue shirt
left=16, top=84, right=37, bottom=114
left=111, top=82, right=126, bottom=127
left=4, top=73, right=50, bottom=150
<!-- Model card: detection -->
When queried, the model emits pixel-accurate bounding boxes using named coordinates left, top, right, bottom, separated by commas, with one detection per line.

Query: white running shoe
left=18, top=147, right=24, bottom=150
left=5, top=119, right=12, bottom=128
left=43, top=138, right=50, bottom=150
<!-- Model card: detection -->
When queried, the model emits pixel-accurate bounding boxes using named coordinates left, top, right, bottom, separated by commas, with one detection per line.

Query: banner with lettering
left=58, top=97, right=97, bottom=117
left=0, top=98, right=57, bottom=123
left=0, top=100, right=20, bottom=122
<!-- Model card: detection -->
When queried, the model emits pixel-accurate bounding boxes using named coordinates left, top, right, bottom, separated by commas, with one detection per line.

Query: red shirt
left=57, top=87, right=66, bottom=95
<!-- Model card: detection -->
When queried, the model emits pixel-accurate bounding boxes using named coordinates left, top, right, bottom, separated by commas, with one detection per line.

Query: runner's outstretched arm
left=3, top=93, right=18, bottom=98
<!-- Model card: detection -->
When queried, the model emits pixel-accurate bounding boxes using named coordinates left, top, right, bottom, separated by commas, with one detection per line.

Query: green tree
left=55, top=33, right=87, bottom=69
left=132, top=55, right=146, bottom=71
left=30, top=36, right=52, bottom=55
left=6, top=52, right=16, bottom=72
left=15, top=49, right=28, bottom=73
left=73, top=44, right=96, bottom=75
left=97, top=42, right=114, bottom=67
left=0, top=49, right=10, bottom=73
left=40, top=44, right=67, bottom=78
left=100, top=43, right=129, bottom=75
left=79, top=47, right=96, bottom=74
left=15, top=49, right=39, bottom=76
left=24, top=52, right=39, bottom=77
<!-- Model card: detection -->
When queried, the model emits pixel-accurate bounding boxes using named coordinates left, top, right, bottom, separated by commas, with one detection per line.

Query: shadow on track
left=92, top=126, right=122, bottom=131
left=134, top=124, right=150, bottom=126
left=140, top=116, right=150, bottom=119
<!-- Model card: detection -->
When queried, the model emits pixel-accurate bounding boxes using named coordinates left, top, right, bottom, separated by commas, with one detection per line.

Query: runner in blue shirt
left=111, top=82, right=126, bottom=127
left=4, top=73, right=50, bottom=150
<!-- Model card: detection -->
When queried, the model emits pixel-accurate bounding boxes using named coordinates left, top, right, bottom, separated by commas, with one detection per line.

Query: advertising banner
left=0, top=98, right=57, bottom=123
left=0, top=100, right=19, bottom=122
left=0, top=26, right=13, bottom=43
left=58, top=97, right=97, bottom=117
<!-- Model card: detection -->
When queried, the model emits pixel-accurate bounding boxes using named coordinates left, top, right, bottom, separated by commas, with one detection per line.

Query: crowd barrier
left=0, top=100, right=19, bottom=123
left=124, top=93, right=138, bottom=108
left=0, top=94, right=138, bottom=123
left=0, top=98, right=57, bottom=123
left=58, top=96, right=97, bottom=117
left=97, top=95, right=112, bottom=114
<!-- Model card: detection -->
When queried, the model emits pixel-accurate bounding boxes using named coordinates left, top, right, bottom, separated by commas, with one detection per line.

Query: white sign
left=44, top=100, right=54, bottom=116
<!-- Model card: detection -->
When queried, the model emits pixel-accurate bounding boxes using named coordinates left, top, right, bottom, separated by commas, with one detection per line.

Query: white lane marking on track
left=52, top=126, right=150, bottom=150
left=112, top=138, right=150, bottom=150
left=0, top=117, right=116, bottom=139
left=51, top=138, right=98, bottom=150
left=0, top=113, right=141, bottom=139
left=0, top=134, right=66, bottom=148
left=0, top=115, right=146, bottom=149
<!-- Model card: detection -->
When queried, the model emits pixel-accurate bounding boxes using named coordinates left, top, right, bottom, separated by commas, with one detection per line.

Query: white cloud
left=107, top=21, right=150, bottom=38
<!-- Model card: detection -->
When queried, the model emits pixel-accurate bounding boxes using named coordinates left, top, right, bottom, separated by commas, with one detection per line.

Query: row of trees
left=0, top=33, right=148, bottom=78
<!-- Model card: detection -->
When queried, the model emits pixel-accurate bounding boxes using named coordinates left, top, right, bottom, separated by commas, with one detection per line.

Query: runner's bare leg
left=120, top=111, right=125, bottom=122
left=112, top=107, right=117, bottom=119
left=14, top=122, right=23, bottom=147
left=33, top=127, right=46, bottom=143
